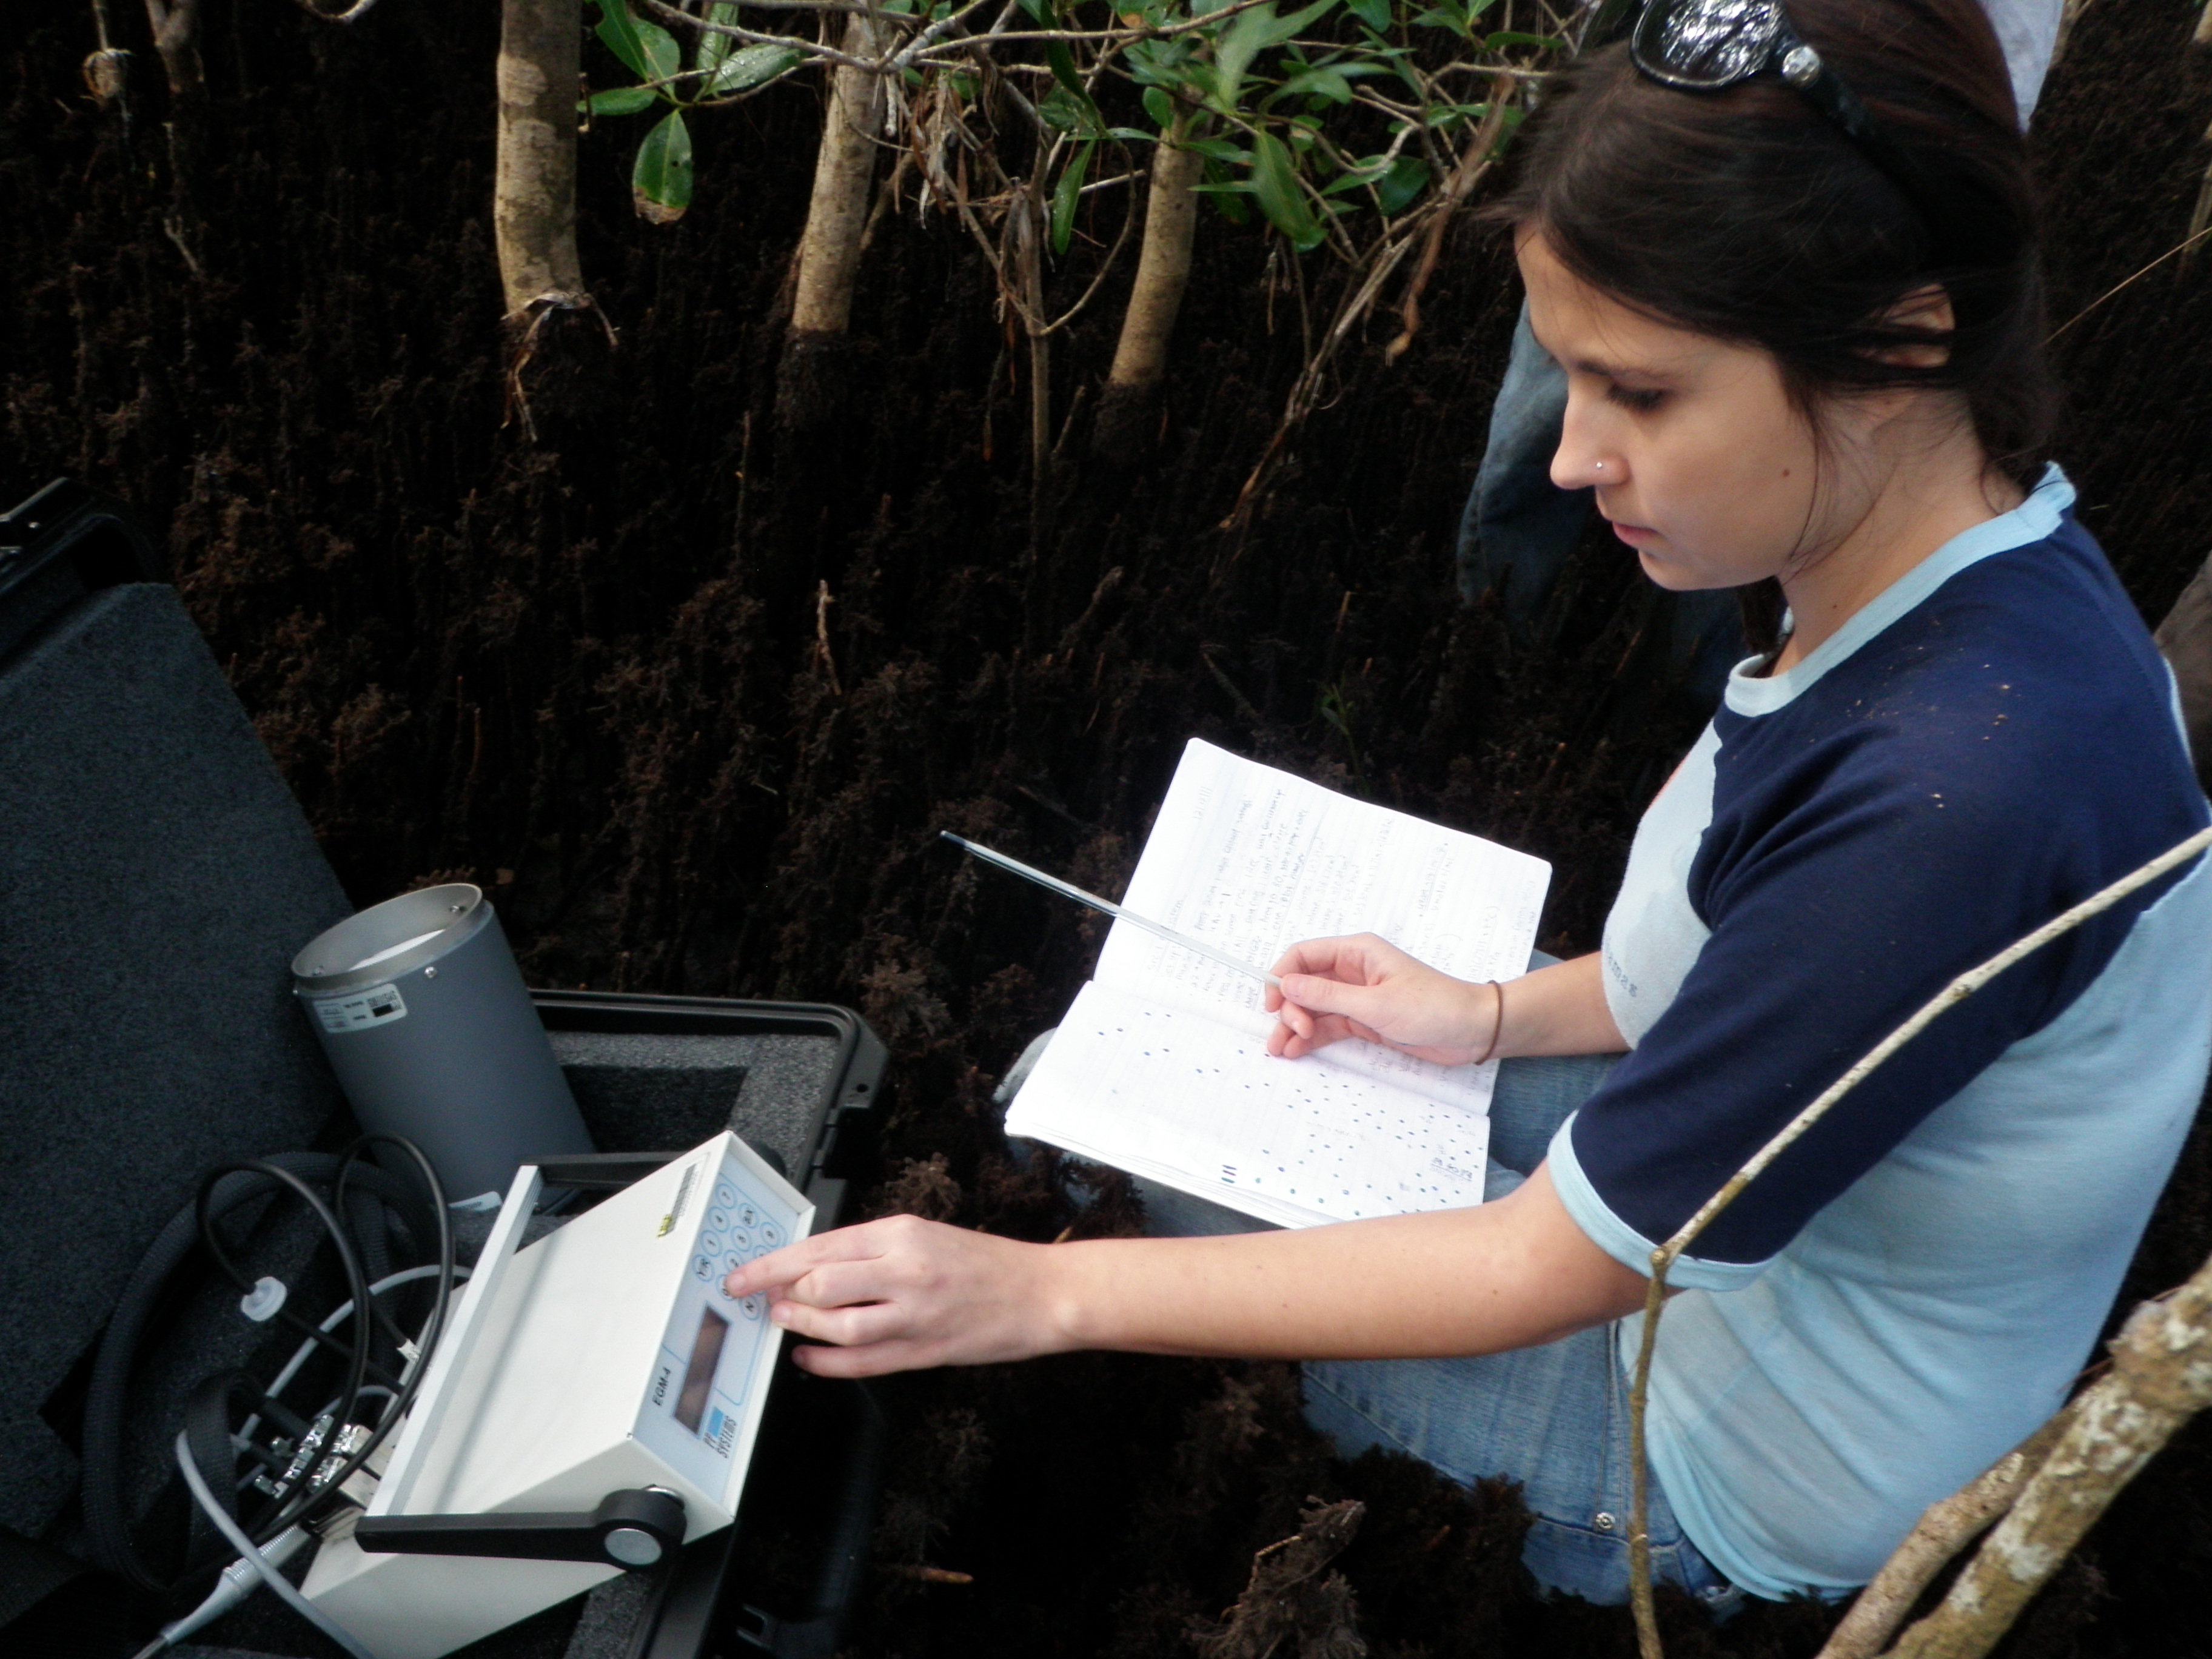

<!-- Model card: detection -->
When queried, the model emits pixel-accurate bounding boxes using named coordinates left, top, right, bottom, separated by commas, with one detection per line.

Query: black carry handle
left=354, top=1487, right=687, bottom=1570
left=728, top=1379, right=889, bottom=1659
left=0, top=477, right=162, bottom=665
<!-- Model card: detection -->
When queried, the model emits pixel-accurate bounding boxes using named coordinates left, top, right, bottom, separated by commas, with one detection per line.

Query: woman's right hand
left=1264, top=933, right=1502, bottom=1065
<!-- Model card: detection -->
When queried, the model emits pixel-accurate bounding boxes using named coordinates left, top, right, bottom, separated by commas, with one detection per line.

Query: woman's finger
left=789, top=1336, right=923, bottom=1379
left=1268, top=935, right=1378, bottom=981
left=726, top=1216, right=903, bottom=1298
left=1276, top=970, right=1393, bottom=1027
left=769, top=1295, right=906, bottom=1349
left=777, top=1256, right=897, bottom=1311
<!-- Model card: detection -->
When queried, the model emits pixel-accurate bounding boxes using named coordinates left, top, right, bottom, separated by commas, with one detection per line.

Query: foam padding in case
left=0, top=583, right=352, bottom=1534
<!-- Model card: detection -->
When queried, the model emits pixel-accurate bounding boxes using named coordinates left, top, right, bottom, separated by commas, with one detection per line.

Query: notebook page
left=1007, top=981, right=1492, bottom=1228
left=1093, top=739, right=1550, bottom=1113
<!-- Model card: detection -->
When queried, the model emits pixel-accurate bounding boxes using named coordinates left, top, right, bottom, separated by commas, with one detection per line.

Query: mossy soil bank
left=5, top=2, right=2212, bottom=1654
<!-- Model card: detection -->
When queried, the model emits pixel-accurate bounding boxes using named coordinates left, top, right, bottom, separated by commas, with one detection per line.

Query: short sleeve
left=1550, top=565, right=2206, bottom=1285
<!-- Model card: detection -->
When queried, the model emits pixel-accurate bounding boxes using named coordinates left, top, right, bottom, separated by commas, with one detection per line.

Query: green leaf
left=1373, top=152, right=1427, bottom=213
left=1051, top=138, right=1096, bottom=256
left=1045, top=41, right=1104, bottom=133
left=1210, top=0, right=1336, bottom=112
left=1275, top=63, right=1362, bottom=103
left=1199, top=156, right=1250, bottom=226
left=595, top=0, right=680, bottom=84
left=1142, top=85, right=1175, bottom=127
left=1483, top=28, right=1564, bottom=49
left=1038, top=85, right=1096, bottom=135
left=1249, top=129, right=1325, bottom=249
left=594, top=0, right=648, bottom=77
left=698, top=1, right=738, bottom=73
left=1107, top=126, right=1156, bottom=142
left=1345, top=0, right=1389, bottom=29
left=632, top=107, right=693, bottom=223
left=585, top=84, right=662, bottom=116
left=705, top=42, right=802, bottom=96
left=1185, top=135, right=1247, bottom=163
left=1125, top=36, right=1195, bottom=85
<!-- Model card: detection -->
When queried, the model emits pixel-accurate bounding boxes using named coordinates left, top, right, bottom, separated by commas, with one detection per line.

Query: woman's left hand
left=722, top=1214, right=1063, bottom=1378
left=1265, top=933, right=1500, bottom=1064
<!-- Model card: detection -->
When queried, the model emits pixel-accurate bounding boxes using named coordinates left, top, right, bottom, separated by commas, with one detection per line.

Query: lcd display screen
left=672, top=1304, right=731, bottom=1434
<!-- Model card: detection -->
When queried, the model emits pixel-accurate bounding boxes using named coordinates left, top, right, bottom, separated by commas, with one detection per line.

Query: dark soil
left=5, top=1, right=2212, bottom=1656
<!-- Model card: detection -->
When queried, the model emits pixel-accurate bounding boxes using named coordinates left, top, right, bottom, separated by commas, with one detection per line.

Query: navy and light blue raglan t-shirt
left=1547, top=466, right=2212, bottom=1599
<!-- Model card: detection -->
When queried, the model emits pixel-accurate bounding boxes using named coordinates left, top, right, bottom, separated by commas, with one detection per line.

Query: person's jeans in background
left=1455, top=304, right=1743, bottom=714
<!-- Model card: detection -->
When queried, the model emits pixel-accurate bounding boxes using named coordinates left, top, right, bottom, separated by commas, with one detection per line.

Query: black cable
left=85, top=1155, right=342, bottom=1592
left=264, top=1136, right=453, bottom=1540
left=182, top=1161, right=380, bottom=1556
left=83, top=1146, right=453, bottom=1591
left=192, top=1160, right=374, bottom=1470
left=334, top=1138, right=437, bottom=1365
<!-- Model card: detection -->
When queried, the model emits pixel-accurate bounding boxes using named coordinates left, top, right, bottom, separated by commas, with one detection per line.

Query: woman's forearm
left=1047, top=1169, right=1640, bottom=1361
left=1497, top=951, right=1628, bottom=1058
left=739, top=1164, right=1650, bottom=1378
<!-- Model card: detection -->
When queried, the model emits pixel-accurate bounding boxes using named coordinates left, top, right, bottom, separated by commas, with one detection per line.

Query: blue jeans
left=1000, top=984, right=1742, bottom=1610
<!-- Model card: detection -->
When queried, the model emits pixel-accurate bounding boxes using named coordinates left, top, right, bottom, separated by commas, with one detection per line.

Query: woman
left=728, top=0, right=2212, bottom=1607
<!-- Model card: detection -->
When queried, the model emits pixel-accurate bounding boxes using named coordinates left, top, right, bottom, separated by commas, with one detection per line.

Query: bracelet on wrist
left=1473, top=978, right=1505, bottom=1065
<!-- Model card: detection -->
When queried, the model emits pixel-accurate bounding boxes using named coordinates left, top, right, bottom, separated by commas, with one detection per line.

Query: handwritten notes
left=1007, top=739, right=1550, bottom=1228
left=1014, top=985, right=1493, bottom=1228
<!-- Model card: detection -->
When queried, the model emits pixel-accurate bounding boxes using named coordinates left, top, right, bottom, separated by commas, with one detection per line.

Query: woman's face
left=1517, top=229, right=1873, bottom=593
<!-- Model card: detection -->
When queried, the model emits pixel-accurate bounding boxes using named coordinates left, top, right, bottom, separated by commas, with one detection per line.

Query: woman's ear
left=1875, top=284, right=1954, bottom=370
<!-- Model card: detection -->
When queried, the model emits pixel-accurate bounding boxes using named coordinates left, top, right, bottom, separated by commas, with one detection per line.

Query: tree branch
left=1883, top=1270, right=2212, bottom=1658
left=1815, top=1403, right=2079, bottom=1659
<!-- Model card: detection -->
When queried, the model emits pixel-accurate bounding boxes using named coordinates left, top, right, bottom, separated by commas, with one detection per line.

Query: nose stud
left=1594, top=461, right=1606, bottom=472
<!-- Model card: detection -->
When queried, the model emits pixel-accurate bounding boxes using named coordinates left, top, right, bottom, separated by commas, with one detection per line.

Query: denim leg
left=1456, top=303, right=1588, bottom=631
left=1485, top=1049, right=1618, bottom=1187
left=993, top=973, right=1740, bottom=1607
left=1303, top=1332, right=1741, bottom=1613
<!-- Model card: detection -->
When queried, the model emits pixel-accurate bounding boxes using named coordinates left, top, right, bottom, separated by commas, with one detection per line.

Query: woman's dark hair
left=1490, top=0, right=2057, bottom=492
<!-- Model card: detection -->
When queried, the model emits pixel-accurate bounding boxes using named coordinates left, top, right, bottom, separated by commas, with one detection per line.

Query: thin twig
left=1216, top=218, right=1429, bottom=531
left=1039, top=178, right=1141, bottom=336
left=813, top=580, right=843, bottom=695
left=2047, top=223, right=2212, bottom=341
left=1385, top=72, right=1514, bottom=362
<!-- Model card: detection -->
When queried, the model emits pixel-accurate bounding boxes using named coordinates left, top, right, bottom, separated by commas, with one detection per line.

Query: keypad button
left=759, top=1221, right=783, bottom=1248
left=739, top=1295, right=765, bottom=1321
left=691, top=1254, right=714, bottom=1282
left=708, top=1207, right=731, bottom=1233
left=699, top=1232, right=722, bottom=1257
left=715, top=1181, right=738, bottom=1210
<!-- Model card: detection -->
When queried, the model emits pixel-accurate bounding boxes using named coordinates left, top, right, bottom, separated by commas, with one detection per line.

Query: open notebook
left=1005, top=739, right=1550, bottom=1228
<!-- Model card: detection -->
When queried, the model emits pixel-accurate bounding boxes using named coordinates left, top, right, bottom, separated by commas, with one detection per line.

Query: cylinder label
left=310, top=984, right=409, bottom=1033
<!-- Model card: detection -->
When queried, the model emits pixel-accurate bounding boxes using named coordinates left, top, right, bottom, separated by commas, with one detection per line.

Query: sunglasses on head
left=1627, top=0, right=1945, bottom=235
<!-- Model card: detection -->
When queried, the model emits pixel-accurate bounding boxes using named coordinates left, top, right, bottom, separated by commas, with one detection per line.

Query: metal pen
left=940, top=832, right=1284, bottom=991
